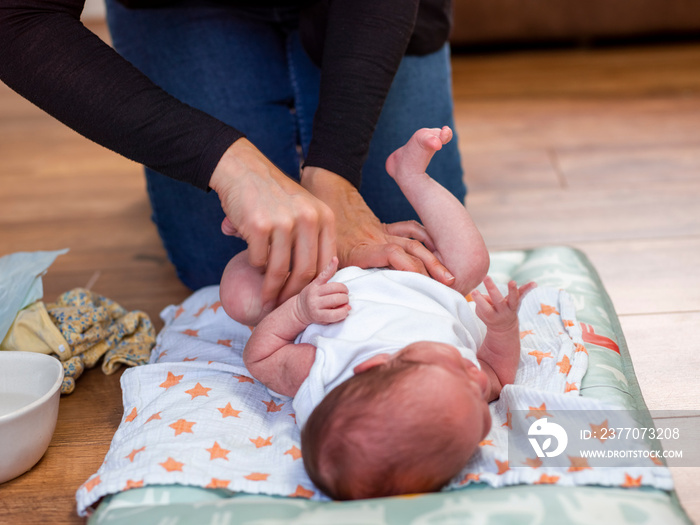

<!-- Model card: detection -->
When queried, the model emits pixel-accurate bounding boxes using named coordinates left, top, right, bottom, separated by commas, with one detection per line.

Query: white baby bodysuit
left=292, top=266, right=486, bottom=428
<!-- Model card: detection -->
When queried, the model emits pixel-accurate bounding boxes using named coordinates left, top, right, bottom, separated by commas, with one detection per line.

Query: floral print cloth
left=47, top=288, right=155, bottom=394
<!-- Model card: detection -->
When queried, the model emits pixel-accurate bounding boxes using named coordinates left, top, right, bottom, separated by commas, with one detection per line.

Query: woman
left=0, top=0, right=465, bottom=308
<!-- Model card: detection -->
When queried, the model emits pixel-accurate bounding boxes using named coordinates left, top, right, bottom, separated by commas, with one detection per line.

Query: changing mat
left=83, top=246, right=691, bottom=525
left=77, top=247, right=676, bottom=517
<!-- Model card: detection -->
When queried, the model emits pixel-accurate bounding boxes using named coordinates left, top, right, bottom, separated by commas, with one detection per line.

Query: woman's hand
left=301, top=166, right=454, bottom=286
left=210, top=139, right=336, bottom=308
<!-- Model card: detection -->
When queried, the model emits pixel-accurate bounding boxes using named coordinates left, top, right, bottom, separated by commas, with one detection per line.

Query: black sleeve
left=301, top=0, right=420, bottom=189
left=0, top=0, right=244, bottom=190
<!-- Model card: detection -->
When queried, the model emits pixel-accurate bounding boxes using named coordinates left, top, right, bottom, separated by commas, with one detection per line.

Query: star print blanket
left=76, top=283, right=673, bottom=516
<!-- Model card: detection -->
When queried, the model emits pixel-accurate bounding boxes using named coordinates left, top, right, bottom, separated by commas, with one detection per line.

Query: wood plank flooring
left=454, top=41, right=700, bottom=523
left=1, top=21, right=698, bottom=524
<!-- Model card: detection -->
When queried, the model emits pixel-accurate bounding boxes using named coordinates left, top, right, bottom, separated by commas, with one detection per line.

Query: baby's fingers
left=506, top=280, right=537, bottom=310
left=313, top=256, right=339, bottom=286
left=315, top=298, right=351, bottom=324
left=317, top=282, right=349, bottom=297
left=471, top=289, right=493, bottom=313
left=318, top=291, right=350, bottom=310
left=505, top=280, right=519, bottom=310
left=483, top=276, right=505, bottom=304
left=519, top=282, right=538, bottom=298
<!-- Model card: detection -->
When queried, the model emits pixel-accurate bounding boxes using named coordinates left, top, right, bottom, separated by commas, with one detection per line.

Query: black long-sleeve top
left=0, top=0, right=451, bottom=190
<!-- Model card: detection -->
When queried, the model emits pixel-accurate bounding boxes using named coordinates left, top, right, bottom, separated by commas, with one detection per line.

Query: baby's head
left=301, top=341, right=492, bottom=500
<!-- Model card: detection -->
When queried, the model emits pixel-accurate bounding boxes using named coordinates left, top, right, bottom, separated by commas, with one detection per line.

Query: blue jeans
left=105, top=1, right=465, bottom=290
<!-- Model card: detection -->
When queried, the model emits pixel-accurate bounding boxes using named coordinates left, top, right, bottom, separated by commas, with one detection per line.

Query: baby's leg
left=220, top=251, right=273, bottom=326
left=385, top=127, right=489, bottom=294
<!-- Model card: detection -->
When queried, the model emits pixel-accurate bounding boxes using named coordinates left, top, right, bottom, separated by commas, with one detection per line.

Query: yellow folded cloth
left=0, top=301, right=70, bottom=357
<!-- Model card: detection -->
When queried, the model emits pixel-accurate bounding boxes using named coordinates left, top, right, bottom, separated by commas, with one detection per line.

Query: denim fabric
left=105, top=0, right=465, bottom=290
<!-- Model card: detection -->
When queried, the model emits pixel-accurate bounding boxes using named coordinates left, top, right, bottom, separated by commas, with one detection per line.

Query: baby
left=220, top=126, right=535, bottom=500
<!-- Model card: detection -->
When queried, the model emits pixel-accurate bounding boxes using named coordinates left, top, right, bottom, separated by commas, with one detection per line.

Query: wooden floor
left=1, top=21, right=699, bottom=524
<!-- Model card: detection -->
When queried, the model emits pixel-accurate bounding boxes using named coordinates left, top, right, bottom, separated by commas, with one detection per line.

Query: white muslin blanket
left=76, top=283, right=672, bottom=516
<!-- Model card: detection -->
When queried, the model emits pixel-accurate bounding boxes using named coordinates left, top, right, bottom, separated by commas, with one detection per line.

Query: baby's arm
left=242, top=258, right=350, bottom=396
left=473, top=276, right=536, bottom=400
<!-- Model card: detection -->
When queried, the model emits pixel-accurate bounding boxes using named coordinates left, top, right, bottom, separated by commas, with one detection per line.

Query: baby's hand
left=473, top=276, right=536, bottom=332
left=295, top=257, right=351, bottom=326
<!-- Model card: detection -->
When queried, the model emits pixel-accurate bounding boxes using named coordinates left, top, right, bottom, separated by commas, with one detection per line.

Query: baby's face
left=356, top=341, right=492, bottom=445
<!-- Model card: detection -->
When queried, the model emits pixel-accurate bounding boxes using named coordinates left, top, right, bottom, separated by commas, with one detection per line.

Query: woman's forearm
left=0, top=0, right=243, bottom=188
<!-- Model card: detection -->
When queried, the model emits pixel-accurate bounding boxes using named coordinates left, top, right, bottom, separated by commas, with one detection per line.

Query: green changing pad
left=87, top=247, right=692, bottom=525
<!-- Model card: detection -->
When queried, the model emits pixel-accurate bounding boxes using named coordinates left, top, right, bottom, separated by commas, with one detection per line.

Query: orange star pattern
left=194, top=306, right=207, bottom=317
left=284, top=446, right=302, bottom=461
left=160, top=372, right=183, bottom=390
left=182, top=329, right=199, bottom=337
left=460, top=473, right=480, bottom=484
left=160, top=457, right=184, bottom=472
left=538, top=304, right=559, bottom=316
left=185, top=382, right=212, bottom=399
left=523, top=457, right=543, bottom=469
left=183, top=357, right=198, bottom=362
left=574, top=343, right=588, bottom=354
left=495, top=460, right=509, bottom=475
left=206, top=441, right=230, bottom=460
left=465, top=293, right=474, bottom=302
left=563, top=319, right=574, bottom=327
left=84, top=476, right=101, bottom=492
left=479, top=440, right=495, bottom=447
left=206, top=478, right=231, bottom=489
left=125, top=407, right=138, bottom=422
left=502, top=410, right=513, bottom=429
left=568, top=456, right=591, bottom=472
left=125, top=446, right=145, bottom=462
left=534, top=474, right=560, bottom=484
left=245, top=472, right=269, bottom=481
left=209, top=301, right=223, bottom=313
left=520, top=330, right=534, bottom=339
left=651, top=455, right=664, bottom=466
left=217, top=339, right=232, bottom=347
left=146, top=412, right=162, bottom=424
left=218, top=402, right=241, bottom=418
left=262, top=399, right=284, bottom=412
left=528, top=350, right=553, bottom=365
left=169, top=419, right=196, bottom=436
left=174, top=306, right=185, bottom=319
left=250, top=436, right=273, bottom=448
left=124, top=479, right=144, bottom=490
left=622, top=473, right=642, bottom=488
left=565, top=382, right=578, bottom=392
left=557, top=355, right=572, bottom=374
left=289, top=485, right=314, bottom=498
left=590, top=420, right=609, bottom=442
left=235, top=374, right=255, bottom=384
left=526, top=403, right=552, bottom=419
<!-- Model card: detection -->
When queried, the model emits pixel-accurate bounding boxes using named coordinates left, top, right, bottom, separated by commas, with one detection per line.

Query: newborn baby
left=220, top=126, right=535, bottom=499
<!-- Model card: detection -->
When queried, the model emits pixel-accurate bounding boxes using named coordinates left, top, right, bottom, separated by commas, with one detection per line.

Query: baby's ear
left=353, top=353, right=391, bottom=374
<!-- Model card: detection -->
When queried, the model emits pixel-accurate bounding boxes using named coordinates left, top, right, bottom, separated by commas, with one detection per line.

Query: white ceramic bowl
left=0, top=351, right=64, bottom=484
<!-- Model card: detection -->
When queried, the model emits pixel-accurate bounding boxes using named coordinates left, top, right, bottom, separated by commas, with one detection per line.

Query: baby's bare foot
left=385, top=126, right=453, bottom=181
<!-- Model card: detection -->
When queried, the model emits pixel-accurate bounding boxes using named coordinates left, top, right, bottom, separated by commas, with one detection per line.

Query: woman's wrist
left=209, top=138, right=257, bottom=195
left=300, top=166, right=355, bottom=197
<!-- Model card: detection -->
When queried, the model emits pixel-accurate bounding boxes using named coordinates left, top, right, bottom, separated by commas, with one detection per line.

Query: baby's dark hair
left=301, top=360, right=474, bottom=500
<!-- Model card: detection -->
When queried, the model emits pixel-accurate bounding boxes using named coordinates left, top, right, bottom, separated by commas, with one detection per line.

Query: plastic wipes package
left=0, top=249, right=68, bottom=345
